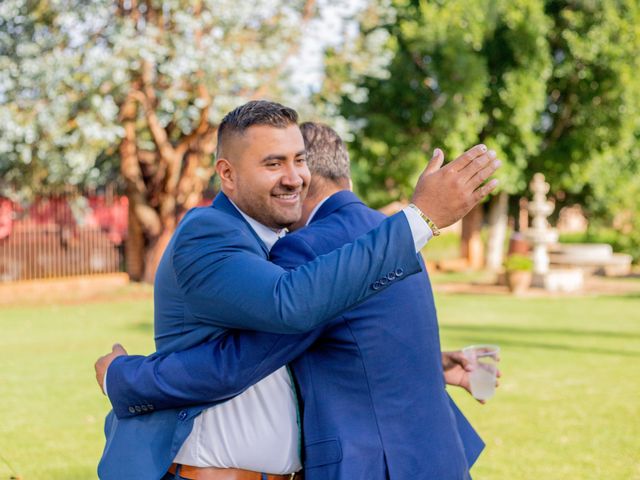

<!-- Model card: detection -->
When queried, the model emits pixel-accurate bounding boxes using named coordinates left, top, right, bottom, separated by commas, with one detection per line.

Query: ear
left=216, top=158, right=235, bottom=193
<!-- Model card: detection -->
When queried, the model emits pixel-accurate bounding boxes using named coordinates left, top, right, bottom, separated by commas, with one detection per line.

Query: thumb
left=452, top=351, right=472, bottom=371
left=112, top=343, right=128, bottom=356
left=424, top=148, right=444, bottom=175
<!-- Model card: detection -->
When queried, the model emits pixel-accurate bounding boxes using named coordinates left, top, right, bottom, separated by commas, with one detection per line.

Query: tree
left=331, top=0, right=640, bottom=263
left=532, top=0, right=640, bottom=259
left=333, top=0, right=551, bottom=268
left=0, top=0, right=391, bottom=281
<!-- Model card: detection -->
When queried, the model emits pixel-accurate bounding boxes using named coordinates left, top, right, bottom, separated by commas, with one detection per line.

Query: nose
left=281, top=162, right=306, bottom=189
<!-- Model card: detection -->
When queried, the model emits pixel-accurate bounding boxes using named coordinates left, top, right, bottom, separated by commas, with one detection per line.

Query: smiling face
left=216, top=124, right=310, bottom=229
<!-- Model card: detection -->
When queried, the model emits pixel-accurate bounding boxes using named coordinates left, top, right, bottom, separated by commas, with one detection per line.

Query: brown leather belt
left=168, top=463, right=302, bottom=480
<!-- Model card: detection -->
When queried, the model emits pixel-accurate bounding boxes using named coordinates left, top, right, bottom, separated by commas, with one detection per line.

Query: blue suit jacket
left=101, top=192, right=483, bottom=480
left=271, top=191, right=483, bottom=479
left=98, top=192, right=423, bottom=480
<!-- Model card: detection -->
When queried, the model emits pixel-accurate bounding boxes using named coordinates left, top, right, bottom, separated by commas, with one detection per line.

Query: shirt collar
left=306, top=196, right=331, bottom=226
left=227, top=198, right=286, bottom=252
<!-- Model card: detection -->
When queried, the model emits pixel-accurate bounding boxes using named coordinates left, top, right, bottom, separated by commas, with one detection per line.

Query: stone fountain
left=525, top=173, right=584, bottom=292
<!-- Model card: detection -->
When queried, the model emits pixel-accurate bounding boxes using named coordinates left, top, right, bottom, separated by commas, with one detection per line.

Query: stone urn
left=506, top=270, right=533, bottom=294
left=504, top=254, right=534, bottom=294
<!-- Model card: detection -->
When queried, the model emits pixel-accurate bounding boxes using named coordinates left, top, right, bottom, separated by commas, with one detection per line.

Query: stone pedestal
left=549, top=244, right=633, bottom=277
left=533, top=268, right=584, bottom=293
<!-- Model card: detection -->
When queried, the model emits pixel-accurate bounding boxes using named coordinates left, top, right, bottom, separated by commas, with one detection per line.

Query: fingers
left=95, top=356, right=107, bottom=395
left=448, top=144, right=487, bottom=172
left=451, top=351, right=472, bottom=371
left=424, top=148, right=445, bottom=175
left=472, top=178, right=499, bottom=203
left=94, top=344, right=127, bottom=396
left=466, top=155, right=501, bottom=187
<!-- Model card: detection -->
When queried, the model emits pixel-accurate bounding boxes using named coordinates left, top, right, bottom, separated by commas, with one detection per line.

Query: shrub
left=504, top=254, right=533, bottom=272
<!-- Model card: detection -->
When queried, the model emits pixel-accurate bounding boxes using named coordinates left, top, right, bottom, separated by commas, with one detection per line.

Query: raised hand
left=411, top=145, right=501, bottom=229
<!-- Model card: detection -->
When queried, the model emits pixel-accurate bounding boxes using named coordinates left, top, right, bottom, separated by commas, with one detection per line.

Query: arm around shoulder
left=174, top=210, right=422, bottom=333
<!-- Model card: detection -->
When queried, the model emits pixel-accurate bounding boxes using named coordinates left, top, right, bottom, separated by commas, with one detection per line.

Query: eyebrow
left=260, top=150, right=306, bottom=163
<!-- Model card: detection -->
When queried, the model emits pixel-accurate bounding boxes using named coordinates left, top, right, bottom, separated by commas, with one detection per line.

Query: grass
left=0, top=294, right=155, bottom=480
left=437, top=292, right=640, bottom=480
left=0, top=285, right=639, bottom=479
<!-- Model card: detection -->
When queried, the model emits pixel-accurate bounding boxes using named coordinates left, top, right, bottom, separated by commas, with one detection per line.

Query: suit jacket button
left=178, top=410, right=188, bottom=420
left=134, top=405, right=142, bottom=413
left=371, top=282, right=381, bottom=291
left=379, top=277, right=389, bottom=286
left=141, top=405, right=148, bottom=412
left=128, top=406, right=136, bottom=414
left=148, top=404, right=155, bottom=411
left=395, top=268, right=404, bottom=277
left=387, top=272, right=396, bottom=280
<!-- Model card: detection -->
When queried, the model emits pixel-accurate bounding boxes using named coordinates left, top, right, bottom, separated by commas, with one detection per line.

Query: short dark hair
left=216, top=100, right=299, bottom=158
left=300, top=122, right=350, bottom=180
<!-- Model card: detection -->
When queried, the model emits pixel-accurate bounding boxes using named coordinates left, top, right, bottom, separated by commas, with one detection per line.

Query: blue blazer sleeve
left=107, top=233, right=328, bottom=419
left=107, top=328, right=323, bottom=418
left=173, top=211, right=421, bottom=334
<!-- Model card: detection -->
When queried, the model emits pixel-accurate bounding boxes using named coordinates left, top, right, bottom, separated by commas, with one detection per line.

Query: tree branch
left=249, top=0, right=317, bottom=99
left=136, top=62, right=178, bottom=163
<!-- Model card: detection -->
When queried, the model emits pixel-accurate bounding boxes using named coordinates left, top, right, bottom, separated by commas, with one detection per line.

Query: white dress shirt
left=106, top=198, right=432, bottom=474
left=174, top=201, right=300, bottom=473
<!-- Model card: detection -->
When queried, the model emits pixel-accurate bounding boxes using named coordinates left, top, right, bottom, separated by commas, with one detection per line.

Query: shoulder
left=173, top=206, right=264, bottom=260
left=309, top=202, right=386, bottom=245
left=177, top=207, right=250, bottom=241
left=270, top=231, right=317, bottom=269
left=178, top=206, right=240, bottom=232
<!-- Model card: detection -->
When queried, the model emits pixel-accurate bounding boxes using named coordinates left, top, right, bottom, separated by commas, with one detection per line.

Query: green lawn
left=0, top=287, right=639, bottom=479
left=0, top=292, right=155, bottom=480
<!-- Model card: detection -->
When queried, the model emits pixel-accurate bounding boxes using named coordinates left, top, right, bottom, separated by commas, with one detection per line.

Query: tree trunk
left=120, top=93, right=147, bottom=282
left=460, top=204, right=484, bottom=269
left=485, top=192, right=509, bottom=271
left=136, top=142, right=216, bottom=283
left=126, top=197, right=145, bottom=281
left=142, top=227, right=174, bottom=284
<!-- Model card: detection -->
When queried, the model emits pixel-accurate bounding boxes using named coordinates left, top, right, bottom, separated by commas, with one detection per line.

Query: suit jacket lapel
left=211, top=192, right=269, bottom=256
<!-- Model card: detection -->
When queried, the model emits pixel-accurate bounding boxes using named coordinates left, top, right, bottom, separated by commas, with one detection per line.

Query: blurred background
left=0, top=1, right=639, bottom=479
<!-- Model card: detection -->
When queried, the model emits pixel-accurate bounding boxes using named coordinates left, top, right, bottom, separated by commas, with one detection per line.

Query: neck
left=290, top=179, right=347, bottom=231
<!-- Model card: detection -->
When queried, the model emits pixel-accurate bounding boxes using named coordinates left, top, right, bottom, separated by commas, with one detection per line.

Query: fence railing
left=0, top=192, right=127, bottom=282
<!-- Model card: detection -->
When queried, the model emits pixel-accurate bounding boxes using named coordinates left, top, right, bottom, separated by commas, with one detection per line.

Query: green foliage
left=504, top=253, right=533, bottom=271
left=337, top=0, right=551, bottom=207
left=331, top=0, right=639, bottom=259
left=534, top=0, right=640, bottom=262
left=0, top=0, right=391, bottom=198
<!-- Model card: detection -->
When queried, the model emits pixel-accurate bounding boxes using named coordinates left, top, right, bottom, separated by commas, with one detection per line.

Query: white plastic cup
left=462, top=344, right=500, bottom=401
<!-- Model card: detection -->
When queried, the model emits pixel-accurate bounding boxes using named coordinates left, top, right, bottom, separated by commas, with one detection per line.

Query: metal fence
left=0, top=191, right=127, bottom=282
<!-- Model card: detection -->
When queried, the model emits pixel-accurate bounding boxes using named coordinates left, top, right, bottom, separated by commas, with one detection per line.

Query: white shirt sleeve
left=402, top=207, right=434, bottom=252
left=103, top=368, right=109, bottom=397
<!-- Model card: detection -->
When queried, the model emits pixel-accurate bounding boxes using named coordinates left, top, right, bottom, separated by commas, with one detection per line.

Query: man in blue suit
left=97, top=103, right=500, bottom=479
